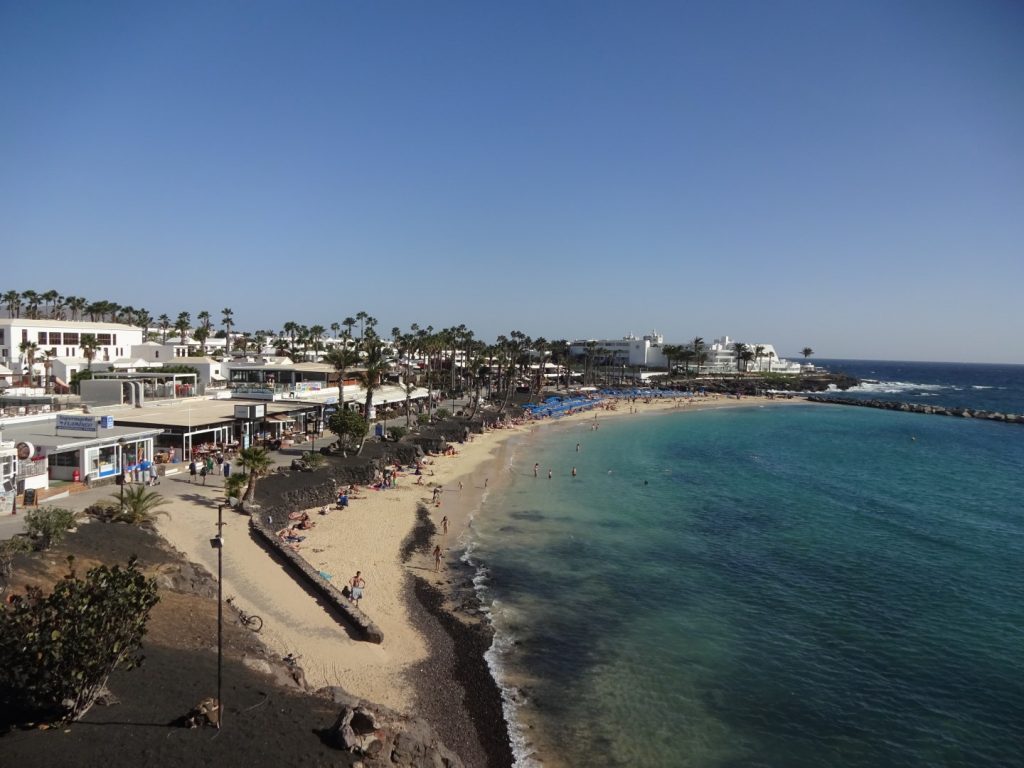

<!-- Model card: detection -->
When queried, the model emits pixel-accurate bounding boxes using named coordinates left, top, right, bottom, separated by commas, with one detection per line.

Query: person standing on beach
left=349, top=571, right=365, bottom=605
left=433, top=545, right=443, bottom=572
left=441, top=515, right=448, bottom=535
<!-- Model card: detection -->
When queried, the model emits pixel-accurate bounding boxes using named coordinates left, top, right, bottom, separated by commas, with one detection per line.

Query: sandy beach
left=152, top=394, right=793, bottom=730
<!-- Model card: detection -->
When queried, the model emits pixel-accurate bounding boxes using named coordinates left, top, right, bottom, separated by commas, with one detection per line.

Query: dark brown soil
left=0, top=522, right=356, bottom=768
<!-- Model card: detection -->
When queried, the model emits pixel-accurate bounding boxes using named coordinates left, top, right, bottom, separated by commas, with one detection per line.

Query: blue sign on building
left=99, top=416, right=115, bottom=429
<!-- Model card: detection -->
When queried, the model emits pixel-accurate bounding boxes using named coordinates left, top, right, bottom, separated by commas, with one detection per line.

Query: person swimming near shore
left=534, top=463, right=540, bottom=477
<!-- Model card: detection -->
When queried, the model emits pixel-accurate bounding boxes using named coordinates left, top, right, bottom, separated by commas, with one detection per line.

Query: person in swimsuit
left=433, top=545, right=443, bottom=572
left=440, top=515, right=448, bottom=535
left=349, top=571, right=365, bottom=605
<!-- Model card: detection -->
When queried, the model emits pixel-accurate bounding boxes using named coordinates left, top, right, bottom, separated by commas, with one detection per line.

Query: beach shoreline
left=147, top=393, right=796, bottom=766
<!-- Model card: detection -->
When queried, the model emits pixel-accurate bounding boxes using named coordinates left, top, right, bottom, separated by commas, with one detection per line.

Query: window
left=38, top=332, right=47, bottom=343
left=0, top=329, right=4, bottom=343
left=21, top=329, right=28, bottom=342
left=155, top=351, right=160, bottom=359
left=112, top=334, right=117, bottom=345
left=97, top=334, right=112, bottom=344
left=49, top=332, right=62, bottom=345
left=63, top=332, right=79, bottom=345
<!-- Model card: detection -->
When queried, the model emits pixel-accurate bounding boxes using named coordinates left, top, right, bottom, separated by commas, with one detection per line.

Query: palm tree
left=2, top=290, right=22, bottom=317
left=324, top=346, right=361, bottom=407
left=330, top=322, right=341, bottom=339
left=18, top=340, right=39, bottom=386
left=753, top=345, right=765, bottom=373
left=677, top=347, right=695, bottom=377
left=174, top=312, right=191, bottom=346
left=192, top=325, right=210, bottom=354
left=112, top=486, right=169, bottom=525
left=355, top=311, right=368, bottom=343
left=662, top=344, right=683, bottom=376
left=22, top=290, right=41, bottom=319
left=222, top=308, right=235, bottom=353
left=80, top=334, right=100, bottom=371
left=42, top=290, right=60, bottom=318
left=732, top=343, right=749, bottom=372
left=342, top=316, right=356, bottom=341
left=766, top=350, right=776, bottom=372
left=41, top=348, right=56, bottom=393
left=66, top=295, right=87, bottom=321
left=197, top=310, right=212, bottom=339
left=355, top=338, right=391, bottom=428
left=224, top=472, right=249, bottom=503
left=802, top=347, right=814, bottom=360
left=691, top=337, right=706, bottom=376
left=134, top=309, right=153, bottom=338
left=238, top=447, right=273, bottom=503
left=738, top=346, right=754, bottom=373
left=157, top=314, right=171, bottom=343
left=308, top=325, right=326, bottom=357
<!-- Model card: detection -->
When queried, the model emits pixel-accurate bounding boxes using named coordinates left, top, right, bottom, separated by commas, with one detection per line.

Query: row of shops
left=0, top=398, right=328, bottom=511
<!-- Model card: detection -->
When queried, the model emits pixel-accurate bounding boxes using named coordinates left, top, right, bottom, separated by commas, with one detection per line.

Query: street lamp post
left=212, top=504, right=225, bottom=728
left=382, top=401, right=388, bottom=439
left=117, top=438, right=126, bottom=511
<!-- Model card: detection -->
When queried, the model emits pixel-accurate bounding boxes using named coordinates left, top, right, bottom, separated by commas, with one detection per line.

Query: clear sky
left=1, top=1, right=1021, bottom=363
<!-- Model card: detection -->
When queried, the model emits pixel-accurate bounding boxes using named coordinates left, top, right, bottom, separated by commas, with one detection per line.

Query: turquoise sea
left=467, top=382, right=1024, bottom=767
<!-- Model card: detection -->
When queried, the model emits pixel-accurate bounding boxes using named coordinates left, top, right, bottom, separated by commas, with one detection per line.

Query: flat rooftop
left=95, top=398, right=320, bottom=428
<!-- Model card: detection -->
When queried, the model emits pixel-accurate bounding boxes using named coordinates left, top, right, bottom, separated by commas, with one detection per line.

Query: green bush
left=0, top=557, right=159, bottom=723
left=328, top=409, right=368, bottom=449
left=434, top=408, right=451, bottom=420
left=417, top=413, right=430, bottom=425
left=389, top=426, right=408, bottom=440
left=24, top=507, right=79, bottom=551
left=301, top=451, right=326, bottom=468
left=85, top=501, right=120, bottom=523
left=0, top=537, right=31, bottom=581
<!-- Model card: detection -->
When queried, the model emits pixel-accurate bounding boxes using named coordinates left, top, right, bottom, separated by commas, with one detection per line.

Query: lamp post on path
left=211, top=504, right=225, bottom=728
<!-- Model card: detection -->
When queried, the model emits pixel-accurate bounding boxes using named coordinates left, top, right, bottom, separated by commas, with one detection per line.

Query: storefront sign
left=56, top=414, right=98, bottom=436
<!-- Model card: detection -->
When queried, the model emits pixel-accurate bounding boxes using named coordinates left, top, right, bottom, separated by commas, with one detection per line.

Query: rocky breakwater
left=807, top=395, right=1024, bottom=425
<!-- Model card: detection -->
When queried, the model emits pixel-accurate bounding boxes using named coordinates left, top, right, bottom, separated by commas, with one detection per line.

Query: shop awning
left=268, top=414, right=295, bottom=422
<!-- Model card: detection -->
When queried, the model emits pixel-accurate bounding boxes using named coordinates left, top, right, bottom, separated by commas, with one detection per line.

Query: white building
left=569, top=332, right=669, bottom=368
left=0, top=318, right=144, bottom=386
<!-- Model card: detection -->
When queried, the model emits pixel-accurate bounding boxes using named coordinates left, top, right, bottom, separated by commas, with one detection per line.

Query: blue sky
left=1, top=1, right=1021, bottom=362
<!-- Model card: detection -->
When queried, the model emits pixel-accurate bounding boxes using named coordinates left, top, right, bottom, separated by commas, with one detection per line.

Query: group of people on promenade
left=187, top=453, right=231, bottom=484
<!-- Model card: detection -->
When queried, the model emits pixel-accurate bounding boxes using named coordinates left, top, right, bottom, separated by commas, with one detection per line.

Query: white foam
left=842, top=380, right=946, bottom=395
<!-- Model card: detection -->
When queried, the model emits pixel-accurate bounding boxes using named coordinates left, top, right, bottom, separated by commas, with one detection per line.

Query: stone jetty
left=806, top=395, right=1024, bottom=425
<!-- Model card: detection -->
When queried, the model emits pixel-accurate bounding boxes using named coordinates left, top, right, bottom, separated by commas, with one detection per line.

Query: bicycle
left=226, top=597, right=263, bottom=632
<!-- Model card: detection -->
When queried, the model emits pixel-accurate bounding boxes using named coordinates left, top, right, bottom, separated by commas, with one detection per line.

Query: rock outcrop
left=318, top=692, right=464, bottom=767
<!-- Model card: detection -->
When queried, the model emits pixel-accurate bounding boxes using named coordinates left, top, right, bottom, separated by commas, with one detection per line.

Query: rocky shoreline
left=806, top=395, right=1024, bottom=424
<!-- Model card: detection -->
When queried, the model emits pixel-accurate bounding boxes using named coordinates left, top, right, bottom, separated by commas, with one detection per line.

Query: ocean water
left=467, top=378, right=1024, bottom=767
left=812, top=359, right=1024, bottom=413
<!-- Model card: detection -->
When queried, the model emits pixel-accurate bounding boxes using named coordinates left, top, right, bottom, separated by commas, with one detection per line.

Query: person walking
left=433, top=545, right=443, bottom=572
left=440, top=515, right=448, bottom=535
left=188, top=460, right=197, bottom=483
left=349, top=571, right=366, bottom=606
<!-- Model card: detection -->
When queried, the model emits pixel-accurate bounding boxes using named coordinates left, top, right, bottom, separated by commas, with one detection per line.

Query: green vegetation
left=24, top=507, right=80, bottom=551
left=301, top=451, right=325, bottom=469
left=238, top=447, right=273, bottom=503
left=0, top=557, right=159, bottom=723
left=110, top=486, right=169, bottom=525
left=328, top=409, right=369, bottom=452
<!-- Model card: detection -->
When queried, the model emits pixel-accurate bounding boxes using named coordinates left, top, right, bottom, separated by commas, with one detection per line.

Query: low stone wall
left=243, top=469, right=384, bottom=644
left=249, top=515, right=384, bottom=644
left=807, top=395, right=1024, bottom=424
